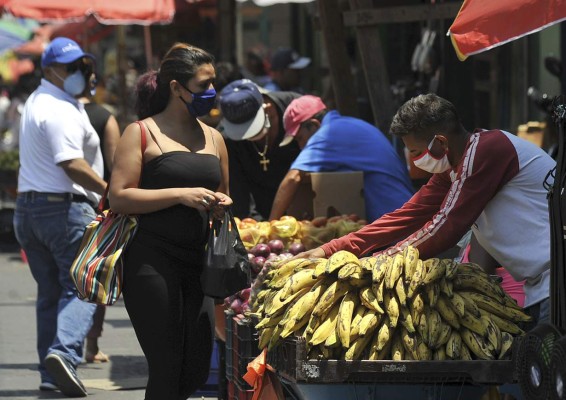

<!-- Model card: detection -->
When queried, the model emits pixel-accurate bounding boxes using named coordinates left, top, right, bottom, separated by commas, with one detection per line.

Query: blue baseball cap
left=41, top=37, right=94, bottom=68
left=218, top=79, right=266, bottom=141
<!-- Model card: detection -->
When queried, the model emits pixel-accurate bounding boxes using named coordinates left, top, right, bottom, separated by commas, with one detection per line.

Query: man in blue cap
left=13, top=37, right=106, bottom=397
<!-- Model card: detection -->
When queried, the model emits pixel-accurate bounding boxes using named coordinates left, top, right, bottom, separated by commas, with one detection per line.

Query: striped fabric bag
left=70, top=121, right=147, bottom=305
left=70, top=210, right=139, bottom=305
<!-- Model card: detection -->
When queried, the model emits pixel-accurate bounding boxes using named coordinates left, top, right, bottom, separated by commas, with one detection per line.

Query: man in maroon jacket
left=296, top=93, right=554, bottom=325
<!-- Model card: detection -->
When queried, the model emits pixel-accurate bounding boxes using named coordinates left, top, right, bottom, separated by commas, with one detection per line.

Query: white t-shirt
left=18, top=79, right=103, bottom=204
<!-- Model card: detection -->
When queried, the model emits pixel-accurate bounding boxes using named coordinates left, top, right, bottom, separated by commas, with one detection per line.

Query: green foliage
left=0, top=150, right=19, bottom=171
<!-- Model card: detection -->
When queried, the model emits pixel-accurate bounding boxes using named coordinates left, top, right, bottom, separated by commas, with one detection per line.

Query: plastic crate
left=225, top=310, right=234, bottom=382
left=234, top=316, right=260, bottom=360
left=267, top=336, right=517, bottom=385
left=231, top=316, right=261, bottom=390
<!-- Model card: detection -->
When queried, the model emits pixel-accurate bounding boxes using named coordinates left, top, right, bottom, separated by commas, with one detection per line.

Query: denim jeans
left=13, top=192, right=96, bottom=383
left=522, top=297, right=551, bottom=332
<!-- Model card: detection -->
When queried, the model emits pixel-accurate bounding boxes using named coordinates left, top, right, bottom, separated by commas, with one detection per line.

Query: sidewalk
left=0, top=248, right=217, bottom=400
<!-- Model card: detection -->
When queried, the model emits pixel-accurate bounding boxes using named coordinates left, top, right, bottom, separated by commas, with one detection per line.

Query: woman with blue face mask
left=108, top=42, right=232, bottom=400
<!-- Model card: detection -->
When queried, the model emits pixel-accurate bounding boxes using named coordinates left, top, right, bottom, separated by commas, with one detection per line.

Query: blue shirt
left=291, top=110, right=414, bottom=221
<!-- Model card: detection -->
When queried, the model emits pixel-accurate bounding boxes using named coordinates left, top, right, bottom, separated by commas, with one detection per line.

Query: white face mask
left=249, top=112, right=271, bottom=142
left=53, top=69, right=86, bottom=97
left=412, top=136, right=451, bottom=173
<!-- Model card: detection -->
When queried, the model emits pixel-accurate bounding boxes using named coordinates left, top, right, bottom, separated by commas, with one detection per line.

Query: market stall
left=244, top=248, right=527, bottom=399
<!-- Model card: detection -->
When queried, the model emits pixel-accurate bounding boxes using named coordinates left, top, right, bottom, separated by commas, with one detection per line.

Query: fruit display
left=250, top=246, right=531, bottom=361
left=227, top=235, right=304, bottom=314
left=235, top=215, right=367, bottom=252
left=224, top=288, right=251, bottom=315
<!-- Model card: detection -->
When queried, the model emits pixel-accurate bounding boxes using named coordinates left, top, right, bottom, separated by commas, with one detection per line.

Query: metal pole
left=143, top=25, right=153, bottom=70
left=561, top=22, right=566, bottom=95
left=116, top=25, right=128, bottom=128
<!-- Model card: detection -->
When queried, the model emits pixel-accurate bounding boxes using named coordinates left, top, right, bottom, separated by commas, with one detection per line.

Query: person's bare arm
left=210, top=127, right=233, bottom=219
left=214, top=127, right=230, bottom=196
left=269, top=169, right=303, bottom=220
left=58, top=158, right=106, bottom=195
left=467, top=233, right=499, bottom=275
left=102, top=114, right=121, bottom=172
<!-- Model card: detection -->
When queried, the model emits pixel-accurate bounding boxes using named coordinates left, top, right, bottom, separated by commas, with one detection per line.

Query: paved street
left=0, top=246, right=217, bottom=400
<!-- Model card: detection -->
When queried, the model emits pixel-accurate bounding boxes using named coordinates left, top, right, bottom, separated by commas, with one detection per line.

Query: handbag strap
left=96, top=121, right=148, bottom=213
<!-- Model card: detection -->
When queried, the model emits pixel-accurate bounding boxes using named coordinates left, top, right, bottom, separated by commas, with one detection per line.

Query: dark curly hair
left=135, top=43, right=215, bottom=119
left=389, top=93, right=464, bottom=140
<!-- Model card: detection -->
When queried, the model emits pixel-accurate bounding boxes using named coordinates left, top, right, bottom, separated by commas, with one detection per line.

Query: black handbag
left=201, top=207, right=251, bottom=299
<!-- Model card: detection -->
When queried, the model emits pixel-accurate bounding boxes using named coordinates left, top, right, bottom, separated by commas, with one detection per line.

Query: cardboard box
left=286, top=171, right=366, bottom=220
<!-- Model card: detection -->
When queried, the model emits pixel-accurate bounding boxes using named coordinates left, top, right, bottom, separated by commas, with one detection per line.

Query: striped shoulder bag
left=70, top=121, right=147, bottom=305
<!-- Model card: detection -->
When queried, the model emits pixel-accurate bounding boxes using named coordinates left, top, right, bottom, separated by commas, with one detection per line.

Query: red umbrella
left=1, top=0, right=175, bottom=25
left=448, top=0, right=566, bottom=61
left=2, top=0, right=184, bottom=72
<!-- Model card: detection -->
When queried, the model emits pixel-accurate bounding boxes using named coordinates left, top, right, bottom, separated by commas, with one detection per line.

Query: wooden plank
left=317, top=0, right=359, bottom=117
left=343, top=3, right=462, bottom=27
left=349, top=0, right=394, bottom=131
left=218, top=0, right=236, bottom=62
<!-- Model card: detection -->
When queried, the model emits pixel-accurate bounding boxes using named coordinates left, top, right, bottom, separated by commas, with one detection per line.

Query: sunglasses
left=63, top=62, right=81, bottom=73
left=63, top=58, right=93, bottom=74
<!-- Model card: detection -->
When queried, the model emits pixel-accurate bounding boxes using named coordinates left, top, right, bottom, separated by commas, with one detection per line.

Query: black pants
left=123, top=232, right=214, bottom=400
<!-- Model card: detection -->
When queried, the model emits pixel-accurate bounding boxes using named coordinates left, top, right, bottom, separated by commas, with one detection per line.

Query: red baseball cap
left=280, top=95, right=326, bottom=147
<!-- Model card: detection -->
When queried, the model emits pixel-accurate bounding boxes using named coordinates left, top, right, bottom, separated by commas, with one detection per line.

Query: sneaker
left=44, top=353, right=88, bottom=397
left=39, top=381, right=58, bottom=391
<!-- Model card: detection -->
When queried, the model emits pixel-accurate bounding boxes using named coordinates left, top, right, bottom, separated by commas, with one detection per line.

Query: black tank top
left=137, top=151, right=221, bottom=250
left=84, top=102, right=112, bottom=180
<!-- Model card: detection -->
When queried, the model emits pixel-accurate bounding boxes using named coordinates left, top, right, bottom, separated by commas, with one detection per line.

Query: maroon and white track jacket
left=322, top=129, right=555, bottom=307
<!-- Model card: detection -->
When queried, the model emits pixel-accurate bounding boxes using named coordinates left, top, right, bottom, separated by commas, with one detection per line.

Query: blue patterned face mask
left=179, top=84, right=217, bottom=117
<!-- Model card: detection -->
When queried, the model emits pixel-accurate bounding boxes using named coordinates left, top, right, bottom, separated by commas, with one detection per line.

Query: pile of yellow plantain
left=250, top=247, right=531, bottom=361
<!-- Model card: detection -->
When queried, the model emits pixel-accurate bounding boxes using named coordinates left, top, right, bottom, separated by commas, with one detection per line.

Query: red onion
left=267, top=239, right=285, bottom=254
left=288, top=242, right=306, bottom=255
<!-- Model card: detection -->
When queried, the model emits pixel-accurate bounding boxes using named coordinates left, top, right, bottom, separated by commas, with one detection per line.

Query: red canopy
left=2, top=0, right=175, bottom=25
left=448, top=0, right=566, bottom=61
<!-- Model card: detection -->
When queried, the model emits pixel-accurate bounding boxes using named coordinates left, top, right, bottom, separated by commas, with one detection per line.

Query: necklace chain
left=253, top=140, right=270, bottom=171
